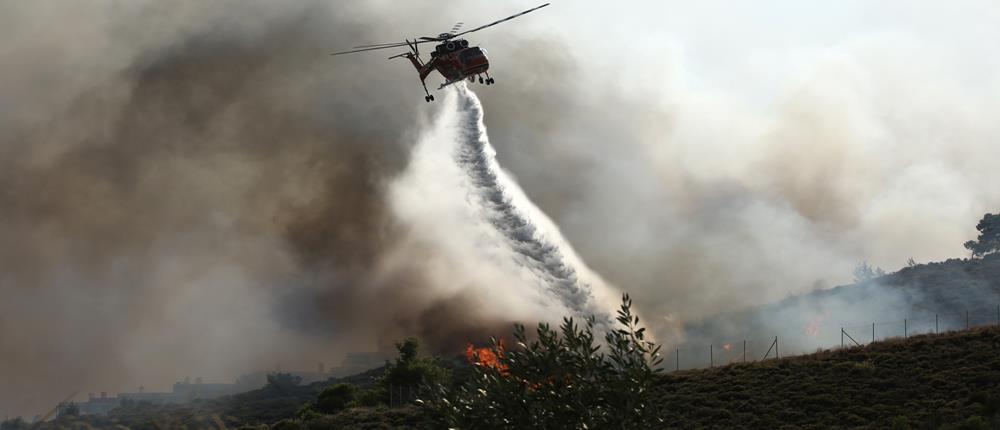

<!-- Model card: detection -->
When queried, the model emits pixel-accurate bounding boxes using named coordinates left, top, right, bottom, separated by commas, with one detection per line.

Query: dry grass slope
left=653, top=326, right=1000, bottom=429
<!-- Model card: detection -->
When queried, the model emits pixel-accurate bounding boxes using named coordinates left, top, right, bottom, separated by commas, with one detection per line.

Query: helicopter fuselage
left=428, top=39, right=490, bottom=82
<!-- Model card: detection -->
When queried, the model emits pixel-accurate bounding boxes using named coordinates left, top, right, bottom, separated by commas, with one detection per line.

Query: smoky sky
left=4, top=0, right=1000, bottom=418
left=0, top=1, right=423, bottom=416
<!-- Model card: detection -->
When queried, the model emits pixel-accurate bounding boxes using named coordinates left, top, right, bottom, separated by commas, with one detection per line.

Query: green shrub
left=0, top=418, right=27, bottom=430
left=270, top=419, right=304, bottom=430
left=314, top=384, right=357, bottom=414
left=424, top=294, right=663, bottom=429
left=890, top=415, right=913, bottom=430
left=354, top=387, right=388, bottom=407
left=383, top=338, right=449, bottom=387
left=942, top=415, right=990, bottom=430
left=265, top=372, right=303, bottom=395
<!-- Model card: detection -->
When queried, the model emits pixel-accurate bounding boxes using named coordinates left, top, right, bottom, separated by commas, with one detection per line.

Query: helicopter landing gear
left=484, top=72, right=495, bottom=85
left=420, top=79, right=433, bottom=102
left=479, top=76, right=484, bottom=84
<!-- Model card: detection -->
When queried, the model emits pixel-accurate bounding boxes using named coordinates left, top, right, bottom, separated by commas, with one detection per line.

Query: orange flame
left=804, top=309, right=831, bottom=337
left=722, top=343, right=733, bottom=351
left=464, top=340, right=508, bottom=374
left=805, top=320, right=821, bottom=336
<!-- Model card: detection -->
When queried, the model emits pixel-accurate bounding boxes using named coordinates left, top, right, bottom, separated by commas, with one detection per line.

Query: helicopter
left=330, top=3, right=550, bottom=102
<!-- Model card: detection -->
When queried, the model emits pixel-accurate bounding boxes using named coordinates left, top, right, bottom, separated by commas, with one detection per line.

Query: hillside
left=29, top=326, right=1000, bottom=430
left=680, top=254, right=1000, bottom=361
left=16, top=256, right=1000, bottom=429
left=654, top=326, right=1000, bottom=429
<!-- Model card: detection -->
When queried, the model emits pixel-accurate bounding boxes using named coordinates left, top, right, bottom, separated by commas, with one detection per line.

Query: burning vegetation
left=464, top=341, right=508, bottom=375
left=424, top=294, right=664, bottom=429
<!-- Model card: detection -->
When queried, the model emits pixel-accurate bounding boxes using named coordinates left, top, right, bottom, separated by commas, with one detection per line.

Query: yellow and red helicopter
left=331, top=3, right=550, bottom=102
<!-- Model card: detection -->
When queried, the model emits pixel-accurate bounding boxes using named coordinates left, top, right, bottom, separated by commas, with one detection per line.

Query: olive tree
left=423, top=294, right=663, bottom=430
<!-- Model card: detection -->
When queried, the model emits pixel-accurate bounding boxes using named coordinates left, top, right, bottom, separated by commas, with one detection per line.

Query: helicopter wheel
left=479, top=77, right=484, bottom=84
left=425, top=95, right=435, bottom=102
left=488, top=78, right=495, bottom=85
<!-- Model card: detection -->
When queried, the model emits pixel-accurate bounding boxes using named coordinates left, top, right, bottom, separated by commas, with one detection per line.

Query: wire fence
left=669, top=304, right=1000, bottom=372
left=387, top=384, right=422, bottom=408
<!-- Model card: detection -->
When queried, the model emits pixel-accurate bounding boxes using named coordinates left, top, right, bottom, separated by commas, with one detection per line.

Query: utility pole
left=935, top=314, right=939, bottom=334
left=841, top=327, right=844, bottom=348
left=904, top=319, right=908, bottom=338
left=676, top=348, right=679, bottom=372
left=872, top=322, right=875, bottom=344
left=710, top=345, right=714, bottom=368
left=743, top=340, right=747, bottom=363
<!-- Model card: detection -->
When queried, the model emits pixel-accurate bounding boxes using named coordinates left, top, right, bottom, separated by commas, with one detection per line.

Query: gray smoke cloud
left=1, top=0, right=429, bottom=417
left=0, top=0, right=598, bottom=417
left=4, top=0, right=1000, bottom=418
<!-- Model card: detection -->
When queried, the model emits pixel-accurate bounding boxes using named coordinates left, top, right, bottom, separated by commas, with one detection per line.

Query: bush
left=270, top=419, right=304, bottom=430
left=265, top=373, right=303, bottom=394
left=941, top=416, right=991, bottom=430
left=424, top=294, right=663, bottom=429
left=354, top=387, right=388, bottom=407
left=0, top=418, right=27, bottom=430
left=380, top=337, right=449, bottom=406
left=314, top=384, right=357, bottom=414
left=384, top=338, right=449, bottom=386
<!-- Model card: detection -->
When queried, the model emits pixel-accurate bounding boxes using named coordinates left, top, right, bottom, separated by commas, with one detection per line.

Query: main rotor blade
left=331, top=44, right=407, bottom=55
left=330, top=40, right=433, bottom=56
left=353, top=41, right=411, bottom=49
left=452, top=3, right=550, bottom=38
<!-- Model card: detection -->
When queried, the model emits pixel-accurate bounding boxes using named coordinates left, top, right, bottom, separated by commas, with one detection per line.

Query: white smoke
left=386, top=84, right=619, bottom=329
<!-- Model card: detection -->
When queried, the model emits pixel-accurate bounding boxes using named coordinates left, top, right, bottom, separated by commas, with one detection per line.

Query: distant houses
left=68, top=349, right=391, bottom=416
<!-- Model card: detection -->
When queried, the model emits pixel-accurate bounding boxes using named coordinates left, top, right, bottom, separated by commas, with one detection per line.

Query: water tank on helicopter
left=458, top=46, right=489, bottom=74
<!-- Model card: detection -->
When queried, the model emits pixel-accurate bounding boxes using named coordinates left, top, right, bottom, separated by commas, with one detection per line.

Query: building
left=70, top=349, right=393, bottom=416
left=73, top=379, right=243, bottom=416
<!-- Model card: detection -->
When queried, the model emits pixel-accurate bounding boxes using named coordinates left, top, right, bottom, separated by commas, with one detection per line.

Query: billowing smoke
left=280, top=84, right=619, bottom=352
left=0, top=0, right=439, bottom=417
left=0, top=1, right=605, bottom=417
left=4, top=0, right=1000, bottom=419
